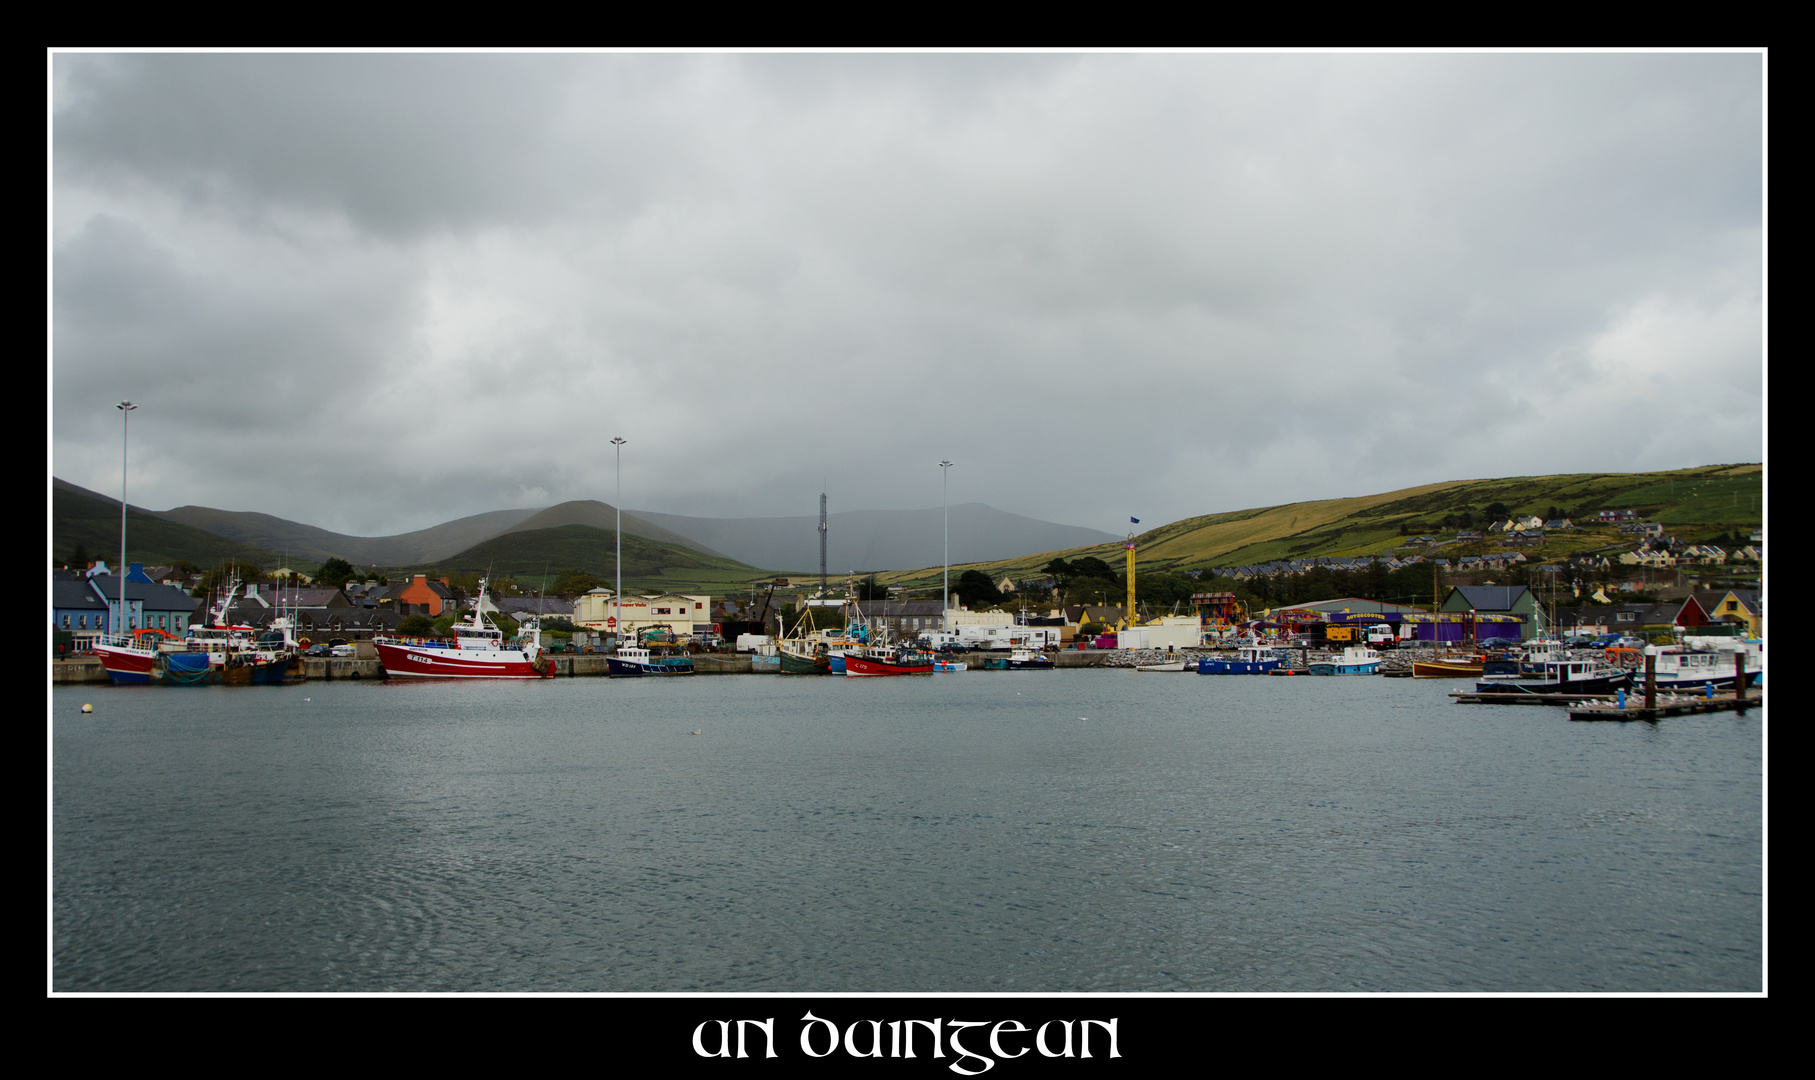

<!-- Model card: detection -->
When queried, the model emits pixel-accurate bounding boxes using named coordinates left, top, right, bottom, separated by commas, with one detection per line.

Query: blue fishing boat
left=1308, top=646, right=1383, bottom=675
left=1197, top=644, right=1284, bottom=675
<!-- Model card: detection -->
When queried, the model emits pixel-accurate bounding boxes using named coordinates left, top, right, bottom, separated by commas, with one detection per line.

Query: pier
left=1568, top=688, right=1760, bottom=722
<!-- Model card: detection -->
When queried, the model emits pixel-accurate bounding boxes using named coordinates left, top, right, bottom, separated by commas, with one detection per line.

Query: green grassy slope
left=873, top=464, right=1763, bottom=591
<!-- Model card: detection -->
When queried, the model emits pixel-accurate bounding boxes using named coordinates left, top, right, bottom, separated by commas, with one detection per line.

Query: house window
left=62, top=615, right=70, bottom=628
left=1618, top=613, right=1634, bottom=622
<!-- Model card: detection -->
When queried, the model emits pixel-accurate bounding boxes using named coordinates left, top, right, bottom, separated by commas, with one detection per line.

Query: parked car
left=329, top=645, right=356, bottom=658
left=304, top=644, right=331, bottom=657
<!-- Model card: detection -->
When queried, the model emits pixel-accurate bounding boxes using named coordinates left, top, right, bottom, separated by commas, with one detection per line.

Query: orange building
left=393, top=574, right=455, bottom=617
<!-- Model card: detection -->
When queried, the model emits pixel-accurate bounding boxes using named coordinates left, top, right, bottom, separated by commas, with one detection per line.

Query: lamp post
left=612, top=436, right=626, bottom=648
left=939, top=460, right=953, bottom=632
left=115, top=401, right=136, bottom=638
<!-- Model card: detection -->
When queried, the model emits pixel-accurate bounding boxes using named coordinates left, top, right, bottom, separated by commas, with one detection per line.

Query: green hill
left=874, top=464, right=1764, bottom=590
left=53, top=478, right=283, bottom=569
left=422, top=523, right=764, bottom=593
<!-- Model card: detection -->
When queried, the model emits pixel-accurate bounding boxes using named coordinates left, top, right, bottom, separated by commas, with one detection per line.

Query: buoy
left=81, top=703, right=93, bottom=713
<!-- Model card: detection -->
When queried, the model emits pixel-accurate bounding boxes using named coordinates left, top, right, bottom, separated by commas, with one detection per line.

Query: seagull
left=691, top=729, right=701, bottom=736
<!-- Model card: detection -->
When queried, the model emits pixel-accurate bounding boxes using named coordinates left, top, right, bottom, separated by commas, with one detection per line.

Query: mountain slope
left=53, top=478, right=283, bottom=568
left=437, top=523, right=758, bottom=588
left=149, top=497, right=722, bottom=567
left=154, top=503, right=542, bottom=565
left=628, top=503, right=1123, bottom=573
left=503, top=501, right=728, bottom=559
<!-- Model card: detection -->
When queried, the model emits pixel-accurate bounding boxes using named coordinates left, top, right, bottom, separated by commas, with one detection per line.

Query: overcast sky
left=50, top=52, right=1764, bottom=539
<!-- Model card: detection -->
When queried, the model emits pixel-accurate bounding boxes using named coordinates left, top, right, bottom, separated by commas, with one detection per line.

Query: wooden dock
left=1567, top=688, right=1760, bottom=722
left=1449, top=690, right=1613, bottom=706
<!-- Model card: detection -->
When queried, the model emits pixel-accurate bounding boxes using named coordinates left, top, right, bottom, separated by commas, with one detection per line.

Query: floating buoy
left=81, top=703, right=93, bottom=713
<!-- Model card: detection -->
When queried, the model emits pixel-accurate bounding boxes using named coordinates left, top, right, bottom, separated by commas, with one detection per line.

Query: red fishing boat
left=374, top=579, right=554, bottom=679
left=841, top=645, right=935, bottom=676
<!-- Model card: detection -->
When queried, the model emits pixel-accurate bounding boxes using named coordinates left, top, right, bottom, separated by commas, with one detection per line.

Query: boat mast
left=612, top=436, right=626, bottom=649
left=939, top=460, right=953, bottom=632
left=114, top=401, right=136, bottom=641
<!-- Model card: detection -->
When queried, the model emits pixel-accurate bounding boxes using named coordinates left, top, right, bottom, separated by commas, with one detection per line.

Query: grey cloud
left=52, top=52, right=1763, bottom=539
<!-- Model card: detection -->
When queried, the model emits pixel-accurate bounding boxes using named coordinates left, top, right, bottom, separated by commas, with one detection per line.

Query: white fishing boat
left=374, top=578, right=554, bottom=679
left=1639, top=638, right=1763, bottom=692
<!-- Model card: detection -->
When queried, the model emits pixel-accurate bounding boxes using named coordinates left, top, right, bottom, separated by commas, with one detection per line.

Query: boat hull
left=1473, top=671, right=1633, bottom=695
left=375, top=641, right=555, bottom=679
left=1411, top=660, right=1484, bottom=678
left=94, top=643, right=157, bottom=685
left=1197, top=656, right=1283, bottom=674
left=843, top=654, right=933, bottom=676
left=606, top=656, right=695, bottom=676
left=780, top=651, right=831, bottom=674
left=1309, top=662, right=1382, bottom=675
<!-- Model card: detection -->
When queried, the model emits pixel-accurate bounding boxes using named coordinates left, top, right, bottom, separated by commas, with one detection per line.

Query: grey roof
left=1451, top=585, right=1532, bottom=612
left=53, top=577, right=111, bottom=611
left=496, top=597, right=574, bottom=615
left=81, top=575, right=199, bottom=613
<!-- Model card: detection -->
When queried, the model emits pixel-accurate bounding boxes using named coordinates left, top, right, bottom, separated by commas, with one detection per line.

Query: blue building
left=53, top=564, right=199, bottom=648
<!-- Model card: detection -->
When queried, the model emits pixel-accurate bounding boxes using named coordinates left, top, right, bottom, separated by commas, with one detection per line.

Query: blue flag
left=1130, top=516, right=1140, bottom=524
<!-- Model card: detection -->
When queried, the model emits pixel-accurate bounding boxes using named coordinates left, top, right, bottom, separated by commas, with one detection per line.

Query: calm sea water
left=51, top=671, right=1763, bottom=993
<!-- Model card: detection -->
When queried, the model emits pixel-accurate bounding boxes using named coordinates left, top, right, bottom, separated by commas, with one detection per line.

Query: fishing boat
left=94, top=627, right=182, bottom=684
left=1411, top=652, right=1486, bottom=678
left=606, top=645, right=696, bottom=676
left=98, top=574, right=300, bottom=686
left=1308, top=646, right=1383, bottom=675
left=1135, top=660, right=1187, bottom=672
left=780, top=638, right=832, bottom=674
left=374, top=578, right=555, bottom=679
left=933, top=659, right=967, bottom=672
left=843, top=644, right=935, bottom=676
left=1473, top=655, right=1633, bottom=696
left=95, top=572, right=242, bottom=684
left=606, top=627, right=695, bottom=676
left=1636, top=639, right=1763, bottom=693
left=1197, top=644, right=1284, bottom=675
left=1006, top=647, right=1055, bottom=670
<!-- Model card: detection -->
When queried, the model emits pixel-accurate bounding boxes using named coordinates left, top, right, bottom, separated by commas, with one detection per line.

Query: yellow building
left=573, top=589, right=710, bottom=639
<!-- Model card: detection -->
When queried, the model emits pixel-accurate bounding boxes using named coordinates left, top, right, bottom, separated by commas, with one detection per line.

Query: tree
left=315, top=557, right=358, bottom=588
left=552, top=568, right=607, bottom=596
left=70, top=542, right=90, bottom=569
left=396, top=614, right=436, bottom=636
left=954, top=569, right=1003, bottom=610
left=856, top=575, right=888, bottom=601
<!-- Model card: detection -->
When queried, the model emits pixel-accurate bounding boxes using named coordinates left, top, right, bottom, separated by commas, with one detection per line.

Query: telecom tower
left=818, top=491, right=828, bottom=598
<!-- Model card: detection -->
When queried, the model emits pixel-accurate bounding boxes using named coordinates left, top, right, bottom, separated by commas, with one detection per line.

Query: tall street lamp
left=115, top=401, right=137, bottom=638
left=939, top=460, right=954, bottom=632
left=612, top=436, right=626, bottom=648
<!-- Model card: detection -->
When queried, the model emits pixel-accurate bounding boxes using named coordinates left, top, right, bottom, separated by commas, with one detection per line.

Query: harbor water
left=51, top=672, right=1763, bottom=993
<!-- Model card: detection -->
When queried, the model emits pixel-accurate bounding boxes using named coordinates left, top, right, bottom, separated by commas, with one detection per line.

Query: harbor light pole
left=115, top=400, right=136, bottom=639
left=940, top=460, right=953, bottom=632
left=612, top=436, right=626, bottom=648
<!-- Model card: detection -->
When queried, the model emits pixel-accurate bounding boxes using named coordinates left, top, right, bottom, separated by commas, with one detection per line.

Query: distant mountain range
left=51, top=478, right=1115, bottom=576
left=628, top=504, right=1122, bottom=574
